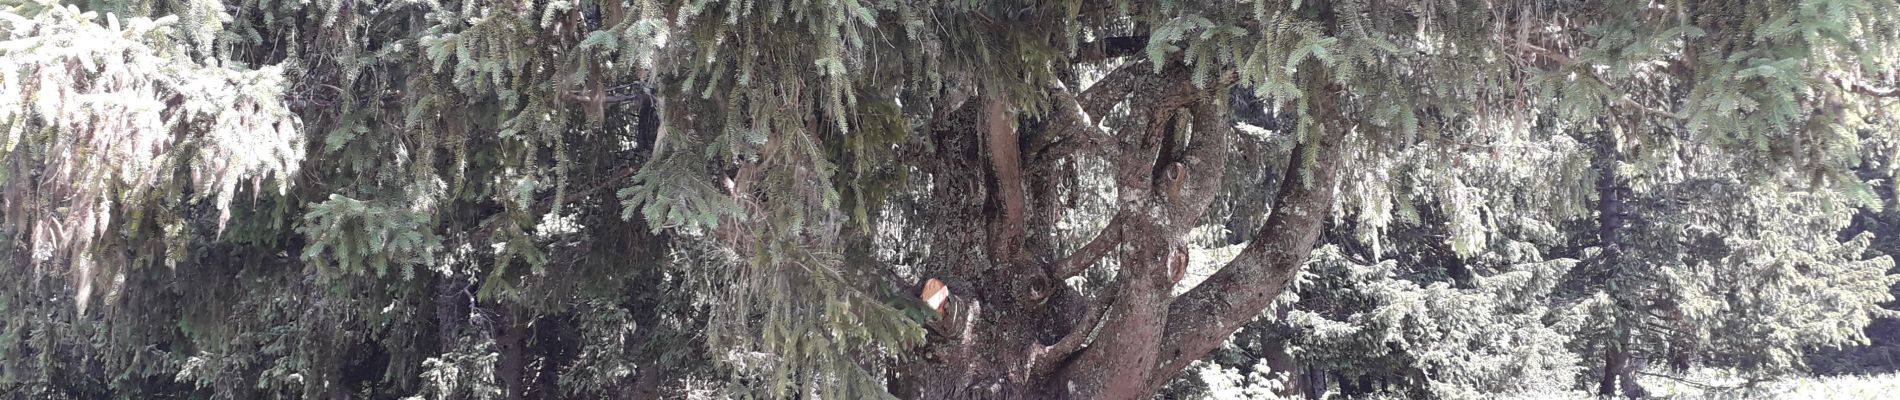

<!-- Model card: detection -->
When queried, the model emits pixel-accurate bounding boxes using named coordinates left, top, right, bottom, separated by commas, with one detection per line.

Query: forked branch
left=1148, top=132, right=1346, bottom=389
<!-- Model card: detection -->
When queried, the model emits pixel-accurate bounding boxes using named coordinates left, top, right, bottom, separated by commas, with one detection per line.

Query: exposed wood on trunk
left=984, top=95, right=1030, bottom=269
left=891, top=103, right=1048, bottom=399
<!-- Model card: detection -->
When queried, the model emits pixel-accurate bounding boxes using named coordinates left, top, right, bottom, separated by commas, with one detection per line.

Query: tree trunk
left=1334, top=371, right=1359, bottom=397
left=1262, top=321, right=1305, bottom=399
left=1302, top=366, right=1327, bottom=400
left=1621, top=355, right=1650, bottom=399
left=1593, top=129, right=1647, bottom=399
left=497, top=314, right=530, bottom=400
left=1597, top=344, right=1627, bottom=397
left=892, top=74, right=1346, bottom=399
left=887, top=98, right=1044, bottom=400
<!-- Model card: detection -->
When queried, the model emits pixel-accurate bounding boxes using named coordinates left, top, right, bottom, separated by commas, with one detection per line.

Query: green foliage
left=0, top=0, right=304, bottom=313
left=4, top=0, right=1900, bottom=399
left=408, top=340, right=506, bottom=400
left=1560, top=175, right=1899, bottom=379
left=297, top=193, right=442, bottom=282
left=1284, top=247, right=1583, bottom=399
left=618, top=146, right=741, bottom=233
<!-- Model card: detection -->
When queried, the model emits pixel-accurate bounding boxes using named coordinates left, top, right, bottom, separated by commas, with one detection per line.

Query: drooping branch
left=1148, top=132, right=1346, bottom=389
left=1499, top=35, right=1683, bottom=120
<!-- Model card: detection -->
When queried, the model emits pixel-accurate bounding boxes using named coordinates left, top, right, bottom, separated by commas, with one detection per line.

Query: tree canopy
left=3, top=0, right=1899, bottom=399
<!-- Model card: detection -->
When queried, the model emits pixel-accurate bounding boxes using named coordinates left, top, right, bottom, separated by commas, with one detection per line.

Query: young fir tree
left=2, top=0, right=1899, bottom=399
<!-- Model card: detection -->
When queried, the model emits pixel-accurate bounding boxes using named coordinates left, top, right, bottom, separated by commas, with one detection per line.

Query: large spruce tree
left=3, top=0, right=1899, bottom=399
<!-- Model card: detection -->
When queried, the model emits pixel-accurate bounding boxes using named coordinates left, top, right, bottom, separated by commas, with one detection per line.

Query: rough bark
left=1045, top=67, right=1228, bottom=400
left=1149, top=119, right=1347, bottom=389
left=1593, top=129, right=1648, bottom=399
left=497, top=314, right=529, bottom=400
left=889, top=100, right=1044, bottom=399
left=896, top=64, right=1344, bottom=400
left=1262, top=305, right=1305, bottom=399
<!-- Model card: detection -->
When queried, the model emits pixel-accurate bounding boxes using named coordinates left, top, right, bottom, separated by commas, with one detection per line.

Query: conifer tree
left=3, top=1, right=1899, bottom=399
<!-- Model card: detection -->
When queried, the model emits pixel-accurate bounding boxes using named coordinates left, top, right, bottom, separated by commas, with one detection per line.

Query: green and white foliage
left=4, top=0, right=1900, bottom=399
left=298, top=192, right=443, bottom=282
left=1282, top=246, right=1582, bottom=399
left=0, top=0, right=302, bottom=312
left=407, top=339, right=506, bottom=400
left=1171, top=222, right=1584, bottom=400
left=1560, top=166, right=1899, bottom=380
left=3, top=0, right=718, bottom=398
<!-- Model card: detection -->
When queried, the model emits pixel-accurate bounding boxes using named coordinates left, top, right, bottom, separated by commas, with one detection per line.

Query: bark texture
left=1593, top=129, right=1648, bottom=399
left=891, top=65, right=1351, bottom=399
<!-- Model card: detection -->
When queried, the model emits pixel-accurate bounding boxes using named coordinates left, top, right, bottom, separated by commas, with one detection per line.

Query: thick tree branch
left=1034, top=80, right=1115, bottom=161
left=1076, top=36, right=1147, bottom=63
left=1148, top=133, right=1345, bottom=388
left=1046, top=213, right=1125, bottom=279
left=1041, top=69, right=1229, bottom=281
left=1110, top=65, right=1204, bottom=209
left=1047, top=64, right=1219, bottom=399
left=984, top=95, right=1030, bottom=266
left=1029, top=289, right=1115, bottom=377
left=1164, top=95, right=1233, bottom=224
left=1079, top=63, right=1143, bottom=119
left=1830, top=73, right=1900, bottom=98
